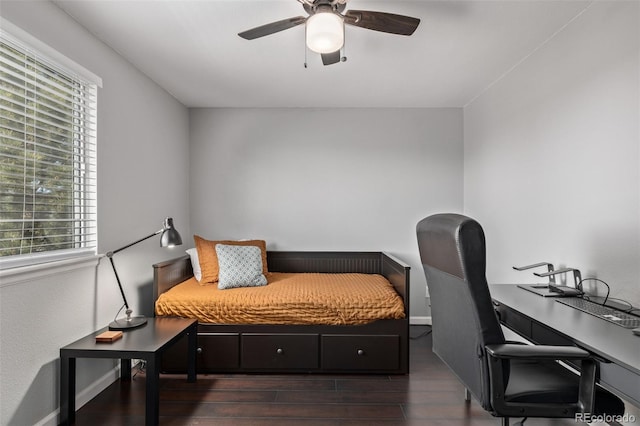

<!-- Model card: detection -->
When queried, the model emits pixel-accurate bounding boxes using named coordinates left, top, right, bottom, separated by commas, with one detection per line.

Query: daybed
left=153, top=251, right=410, bottom=374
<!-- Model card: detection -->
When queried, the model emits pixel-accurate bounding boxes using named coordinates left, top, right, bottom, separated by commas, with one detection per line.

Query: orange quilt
left=155, top=272, right=405, bottom=325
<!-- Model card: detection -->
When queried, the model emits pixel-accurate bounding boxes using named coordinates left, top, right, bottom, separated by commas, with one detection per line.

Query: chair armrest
left=486, top=343, right=590, bottom=360
left=485, top=343, right=596, bottom=416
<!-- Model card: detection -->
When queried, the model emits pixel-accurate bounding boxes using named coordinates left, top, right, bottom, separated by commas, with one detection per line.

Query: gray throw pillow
left=215, top=244, right=268, bottom=289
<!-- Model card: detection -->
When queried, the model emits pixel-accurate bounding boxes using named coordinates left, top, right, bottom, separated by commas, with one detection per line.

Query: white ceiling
left=52, top=0, right=591, bottom=108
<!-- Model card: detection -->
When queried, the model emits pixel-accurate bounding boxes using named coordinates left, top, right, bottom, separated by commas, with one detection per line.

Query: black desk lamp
left=106, top=217, right=182, bottom=330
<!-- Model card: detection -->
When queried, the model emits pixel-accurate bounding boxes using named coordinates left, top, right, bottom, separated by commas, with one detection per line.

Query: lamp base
left=109, top=316, right=148, bottom=331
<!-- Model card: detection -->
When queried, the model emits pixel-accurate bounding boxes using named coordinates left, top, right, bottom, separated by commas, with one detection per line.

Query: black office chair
left=416, top=213, right=625, bottom=426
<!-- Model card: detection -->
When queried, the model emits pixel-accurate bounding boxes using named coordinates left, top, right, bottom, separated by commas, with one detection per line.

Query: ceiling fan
left=238, top=0, right=420, bottom=66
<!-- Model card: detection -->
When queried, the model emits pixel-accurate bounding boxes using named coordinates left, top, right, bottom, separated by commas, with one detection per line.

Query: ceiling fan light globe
left=306, top=12, right=344, bottom=54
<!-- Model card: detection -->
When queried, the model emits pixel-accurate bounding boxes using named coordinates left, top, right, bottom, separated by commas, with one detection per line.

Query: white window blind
left=0, top=29, right=98, bottom=269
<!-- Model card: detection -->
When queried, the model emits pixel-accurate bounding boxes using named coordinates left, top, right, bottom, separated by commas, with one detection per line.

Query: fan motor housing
left=303, top=0, right=346, bottom=15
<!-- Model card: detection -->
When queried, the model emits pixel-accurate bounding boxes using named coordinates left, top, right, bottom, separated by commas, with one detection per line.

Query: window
left=0, top=23, right=99, bottom=269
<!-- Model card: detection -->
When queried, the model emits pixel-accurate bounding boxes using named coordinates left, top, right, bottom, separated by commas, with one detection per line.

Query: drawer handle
left=357, top=349, right=365, bottom=356
left=196, top=347, right=203, bottom=354
left=276, top=348, right=284, bottom=355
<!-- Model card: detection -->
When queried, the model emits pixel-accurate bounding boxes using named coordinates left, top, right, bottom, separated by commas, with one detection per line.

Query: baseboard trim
left=410, top=316, right=432, bottom=325
left=34, top=363, right=122, bottom=426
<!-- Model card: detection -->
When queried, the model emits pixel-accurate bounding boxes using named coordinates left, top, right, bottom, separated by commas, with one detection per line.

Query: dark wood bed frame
left=153, top=251, right=410, bottom=375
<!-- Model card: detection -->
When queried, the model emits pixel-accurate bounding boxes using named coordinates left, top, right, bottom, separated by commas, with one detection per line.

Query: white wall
left=0, top=2, right=190, bottom=425
left=189, top=108, right=464, bottom=319
left=464, top=1, right=639, bottom=306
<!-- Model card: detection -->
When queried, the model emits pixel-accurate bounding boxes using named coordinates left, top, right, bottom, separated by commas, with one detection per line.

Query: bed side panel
left=381, top=252, right=410, bottom=316
left=153, top=255, right=193, bottom=303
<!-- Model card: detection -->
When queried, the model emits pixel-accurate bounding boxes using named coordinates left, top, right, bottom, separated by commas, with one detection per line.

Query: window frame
left=0, top=18, right=102, bottom=270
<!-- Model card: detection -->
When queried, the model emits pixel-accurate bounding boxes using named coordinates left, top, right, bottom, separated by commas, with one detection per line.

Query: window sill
left=0, top=254, right=102, bottom=288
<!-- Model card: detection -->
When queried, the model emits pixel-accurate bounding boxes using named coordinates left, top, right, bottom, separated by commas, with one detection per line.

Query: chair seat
left=506, top=359, right=625, bottom=416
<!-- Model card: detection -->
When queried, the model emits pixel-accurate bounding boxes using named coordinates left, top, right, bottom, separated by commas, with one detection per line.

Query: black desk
left=491, top=284, right=640, bottom=408
left=60, top=317, right=197, bottom=425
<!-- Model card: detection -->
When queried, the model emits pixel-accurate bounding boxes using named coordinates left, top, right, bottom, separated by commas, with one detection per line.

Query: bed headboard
left=153, top=251, right=410, bottom=315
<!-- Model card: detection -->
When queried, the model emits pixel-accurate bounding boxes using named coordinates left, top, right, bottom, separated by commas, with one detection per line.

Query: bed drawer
left=160, top=332, right=239, bottom=373
left=321, top=335, right=400, bottom=371
left=241, top=333, right=319, bottom=370
left=197, top=333, right=240, bottom=371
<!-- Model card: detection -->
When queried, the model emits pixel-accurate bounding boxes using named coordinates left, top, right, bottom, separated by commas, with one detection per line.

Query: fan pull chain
left=341, top=37, right=347, bottom=62
left=303, top=23, right=308, bottom=68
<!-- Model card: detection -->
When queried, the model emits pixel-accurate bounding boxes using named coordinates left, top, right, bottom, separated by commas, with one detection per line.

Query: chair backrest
left=416, top=213, right=505, bottom=410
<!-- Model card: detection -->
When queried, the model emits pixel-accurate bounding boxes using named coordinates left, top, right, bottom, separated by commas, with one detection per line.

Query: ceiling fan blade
left=344, top=10, right=420, bottom=36
left=321, top=50, right=341, bottom=66
left=238, top=16, right=306, bottom=40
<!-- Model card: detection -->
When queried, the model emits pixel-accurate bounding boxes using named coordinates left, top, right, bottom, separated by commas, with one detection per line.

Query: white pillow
left=215, top=244, right=268, bottom=290
left=185, top=248, right=202, bottom=281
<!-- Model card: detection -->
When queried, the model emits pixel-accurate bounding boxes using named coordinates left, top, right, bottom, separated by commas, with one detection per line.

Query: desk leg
left=187, top=325, right=197, bottom=383
left=120, top=358, right=131, bottom=381
left=60, top=355, right=76, bottom=425
left=145, top=354, right=160, bottom=426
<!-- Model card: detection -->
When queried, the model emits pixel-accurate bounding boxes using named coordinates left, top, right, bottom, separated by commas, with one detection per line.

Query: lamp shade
left=160, top=217, right=182, bottom=247
left=306, top=10, right=344, bottom=54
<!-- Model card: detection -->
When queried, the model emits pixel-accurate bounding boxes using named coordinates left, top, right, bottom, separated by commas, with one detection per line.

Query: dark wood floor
left=73, top=326, right=587, bottom=425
